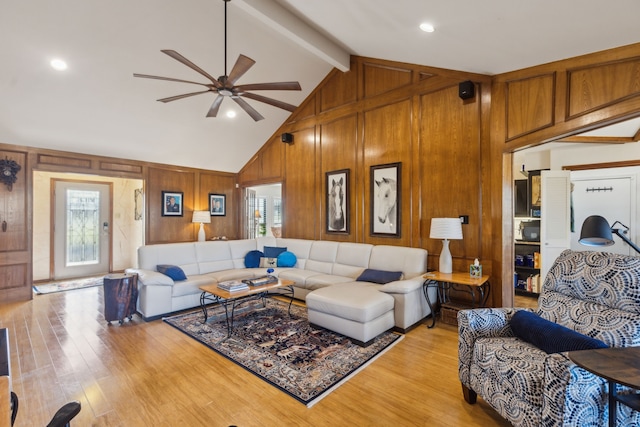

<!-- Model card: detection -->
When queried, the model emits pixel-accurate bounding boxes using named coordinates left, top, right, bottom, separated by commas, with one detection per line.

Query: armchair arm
left=458, top=307, right=532, bottom=387
left=377, top=276, right=423, bottom=294
left=125, top=268, right=174, bottom=286
left=542, top=353, right=608, bottom=426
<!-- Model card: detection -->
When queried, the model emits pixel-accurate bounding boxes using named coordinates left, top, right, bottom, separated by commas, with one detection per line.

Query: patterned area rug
left=33, top=276, right=104, bottom=294
left=163, top=299, right=403, bottom=407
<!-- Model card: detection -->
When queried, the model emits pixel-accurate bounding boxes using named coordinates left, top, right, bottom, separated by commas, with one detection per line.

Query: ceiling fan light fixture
left=226, top=110, right=236, bottom=118
left=419, top=23, right=435, bottom=33
left=50, top=58, right=68, bottom=71
left=133, top=0, right=302, bottom=121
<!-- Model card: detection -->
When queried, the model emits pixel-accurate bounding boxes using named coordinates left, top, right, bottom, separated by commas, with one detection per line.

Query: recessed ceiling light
left=50, top=59, right=68, bottom=71
left=419, top=23, right=435, bottom=33
left=226, top=110, right=236, bottom=118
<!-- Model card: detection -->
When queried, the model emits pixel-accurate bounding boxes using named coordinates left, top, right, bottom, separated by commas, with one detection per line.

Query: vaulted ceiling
left=2, top=0, right=639, bottom=172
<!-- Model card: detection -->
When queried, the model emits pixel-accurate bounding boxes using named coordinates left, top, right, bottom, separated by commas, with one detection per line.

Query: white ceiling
left=1, top=0, right=639, bottom=172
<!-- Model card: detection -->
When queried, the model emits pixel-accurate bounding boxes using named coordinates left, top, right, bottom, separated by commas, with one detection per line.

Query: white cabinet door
left=540, top=170, right=571, bottom=282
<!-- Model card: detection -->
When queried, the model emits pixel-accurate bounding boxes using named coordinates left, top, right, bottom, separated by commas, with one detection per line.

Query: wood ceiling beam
left=555, top=135, right=635, bottom=144
left=234, top=0, right=351, bottom=72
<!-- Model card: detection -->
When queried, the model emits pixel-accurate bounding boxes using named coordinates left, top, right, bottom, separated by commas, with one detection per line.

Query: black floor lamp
left=579, top=215, right=640, bottom=254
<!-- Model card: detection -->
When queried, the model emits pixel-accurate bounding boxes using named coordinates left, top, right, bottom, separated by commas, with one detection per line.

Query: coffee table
left=199, top=278, right=295, bottom=336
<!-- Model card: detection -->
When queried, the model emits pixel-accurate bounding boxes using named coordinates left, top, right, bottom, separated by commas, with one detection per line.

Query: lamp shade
left=192, top=210, right=211, bottom=224
left=429, top=218, right=463, bottom=240
left=579, top=215, right=614, bottom=247
left=255, top=209, right=261, bottom=218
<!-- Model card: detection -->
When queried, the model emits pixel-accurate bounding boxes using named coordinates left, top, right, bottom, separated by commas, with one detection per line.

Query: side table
left=422, top=271, right=490, bottom=328
left=568, top=346, right=640, bottom=427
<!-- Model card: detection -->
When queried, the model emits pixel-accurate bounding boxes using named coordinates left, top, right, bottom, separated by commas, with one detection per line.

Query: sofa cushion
left=277, top=251, right=297, bottom=267
left=510, top=310, right=609, bottom=354
left=244, top=250, right=264, bottom=268
left=356, top=268, right=403, bottom=284
left=157, top=264, right=187, bottom=281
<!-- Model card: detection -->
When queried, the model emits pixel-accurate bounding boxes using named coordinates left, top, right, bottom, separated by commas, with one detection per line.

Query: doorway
left=53, top=180, right=112, bottom=279
left=245, top=183, right=282, bottom=238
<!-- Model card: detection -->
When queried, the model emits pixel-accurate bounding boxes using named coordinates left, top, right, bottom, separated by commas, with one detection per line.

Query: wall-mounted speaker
left=281, top=133, right=293, bottom=143
left=458, top=80, right=475, bottom=100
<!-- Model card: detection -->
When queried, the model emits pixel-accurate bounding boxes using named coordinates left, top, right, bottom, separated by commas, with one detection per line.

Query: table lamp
left=192, top=210, right=211, bottom=242
left=430, top=218, right=463, bottom=273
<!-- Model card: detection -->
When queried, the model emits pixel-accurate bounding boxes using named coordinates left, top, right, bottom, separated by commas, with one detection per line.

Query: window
left=273, top=197, right=282, bottom=225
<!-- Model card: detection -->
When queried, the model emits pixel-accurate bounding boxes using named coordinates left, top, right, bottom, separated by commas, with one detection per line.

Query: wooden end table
left=422, top=271, right=490, bottom=328
left=199, top=278, right=295, bottom=336
left=568, top=346, right=640, bottom=427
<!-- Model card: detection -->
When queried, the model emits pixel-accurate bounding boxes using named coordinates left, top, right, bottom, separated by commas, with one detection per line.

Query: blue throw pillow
left=356, top=268, right=403, bottom=284
left=156, top=264, right=187, bottom=281
left=510, top=310, right=609, bottom=354
left=277, top=251, right=297, bottom=267
left=244, top=250, right=264, bottom=268
left=264, top=246, right=287, bottom=258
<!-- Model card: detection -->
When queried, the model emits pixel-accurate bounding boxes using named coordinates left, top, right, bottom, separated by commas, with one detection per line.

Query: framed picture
left=370, top=162, right=401, bottom=237
left=528, top=170, right=541, bottom=217
left=209, top=194, right=226, bottom=216
left=162, top=191, right=183, bottom=217
left=326, top=169, right=350, bottom=234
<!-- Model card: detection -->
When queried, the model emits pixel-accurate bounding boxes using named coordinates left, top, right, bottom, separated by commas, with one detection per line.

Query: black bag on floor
left=103, top=273, right=138, bottom=324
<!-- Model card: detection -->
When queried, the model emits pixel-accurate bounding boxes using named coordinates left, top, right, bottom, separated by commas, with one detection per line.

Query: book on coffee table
left=217, top=280, right=249, bottom=292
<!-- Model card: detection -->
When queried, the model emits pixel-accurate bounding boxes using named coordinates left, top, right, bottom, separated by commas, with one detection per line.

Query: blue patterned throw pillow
left=156, top=264, right=187, bottom=281
left=510, top=310, right=608, bottom=354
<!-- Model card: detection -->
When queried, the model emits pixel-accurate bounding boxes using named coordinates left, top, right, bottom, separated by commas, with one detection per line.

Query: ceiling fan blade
left=206, top=95, right=224, bottom=118
left=235, top=82, right=301, bottom=91
left=133, top=73, right=211, bottom=88
left=157, top=89, right=212, bottom=103
left=241, top=92, right=298, bottom=112
left=226, top=54, right=256, bottom=86
left=231, top=97, right=264, bottom=121
left=161, top=50, right=221, bottom=88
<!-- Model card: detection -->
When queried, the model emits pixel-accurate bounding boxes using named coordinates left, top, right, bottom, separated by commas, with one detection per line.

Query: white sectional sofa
left=126, top=237, right=434, bottom=335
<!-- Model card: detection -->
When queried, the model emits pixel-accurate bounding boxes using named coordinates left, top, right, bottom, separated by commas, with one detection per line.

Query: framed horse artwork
left=370, top=162, right=401, bottom=237
left=326, top=169, right=350, bottom=234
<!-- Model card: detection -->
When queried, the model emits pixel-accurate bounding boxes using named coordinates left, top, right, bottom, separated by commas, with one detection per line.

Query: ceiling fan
left=133, top=0, right=301, bottom=121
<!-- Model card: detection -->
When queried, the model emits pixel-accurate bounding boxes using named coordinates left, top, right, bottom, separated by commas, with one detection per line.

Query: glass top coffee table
left=199, top=277, right=295, bottom=337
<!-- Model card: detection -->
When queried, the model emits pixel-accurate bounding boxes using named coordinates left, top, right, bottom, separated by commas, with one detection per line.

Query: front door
left=53, top=180, right=112, bottom=279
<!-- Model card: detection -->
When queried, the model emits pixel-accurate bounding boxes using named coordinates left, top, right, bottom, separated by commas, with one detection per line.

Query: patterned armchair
left=458, top=250, right=640, bottom=426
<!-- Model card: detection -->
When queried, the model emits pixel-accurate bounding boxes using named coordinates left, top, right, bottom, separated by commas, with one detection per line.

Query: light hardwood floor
left=0, top=287, right=535, bottom=426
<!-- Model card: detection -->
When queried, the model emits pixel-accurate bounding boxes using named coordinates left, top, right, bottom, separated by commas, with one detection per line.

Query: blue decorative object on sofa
left=244, top=250, right=264, bottom=268
left=356, top=268, right=403, bottom=284
left=510, top=310, right=608, bottom=354
left=277, top=251, right=297, bottom=267
left=157, top=264, right=187, bottom=281
left=264, top=246, right=287, bottom=258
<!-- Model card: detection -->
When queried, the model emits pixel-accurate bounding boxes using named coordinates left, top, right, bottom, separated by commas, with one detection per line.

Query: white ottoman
left=306, top=282, right=395, bottom=346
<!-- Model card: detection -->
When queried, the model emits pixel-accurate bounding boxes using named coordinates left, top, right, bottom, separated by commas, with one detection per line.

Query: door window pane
left=66, top=189, right=100, bottom=266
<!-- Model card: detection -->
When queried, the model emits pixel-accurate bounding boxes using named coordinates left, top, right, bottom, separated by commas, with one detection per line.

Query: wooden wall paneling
left=283, top=127, right=318, bottom=240
left=420, top=85, right=483, bottom=270
left=259, top=137, right=284, bottom=181
left=505, top=73, right=556, bottom=141
left=362, top=62, right=413, bottom=98
left=362, top=99, right=413, bottom=246
left=319, top=62, right=358, bottom=113
left=0, top=149, right=31, bottom=302
left=147, top=167, right=196, bottom=244
left=238, top=156, right=260, bottom=184
left=566, top=57, right=640, bottom=119
left=199, top=172, right=239, bottom=240
left=320, top=114, right=358, bottom=242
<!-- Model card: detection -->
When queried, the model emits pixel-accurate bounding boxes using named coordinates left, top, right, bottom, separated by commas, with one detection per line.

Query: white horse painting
left=328, top=177, right=345, bottom=231
left=372, top=163, right=400, bottom=235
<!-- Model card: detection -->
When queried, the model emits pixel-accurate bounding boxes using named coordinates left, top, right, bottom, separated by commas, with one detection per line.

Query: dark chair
left=10, top=391, right=81, bottom=427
